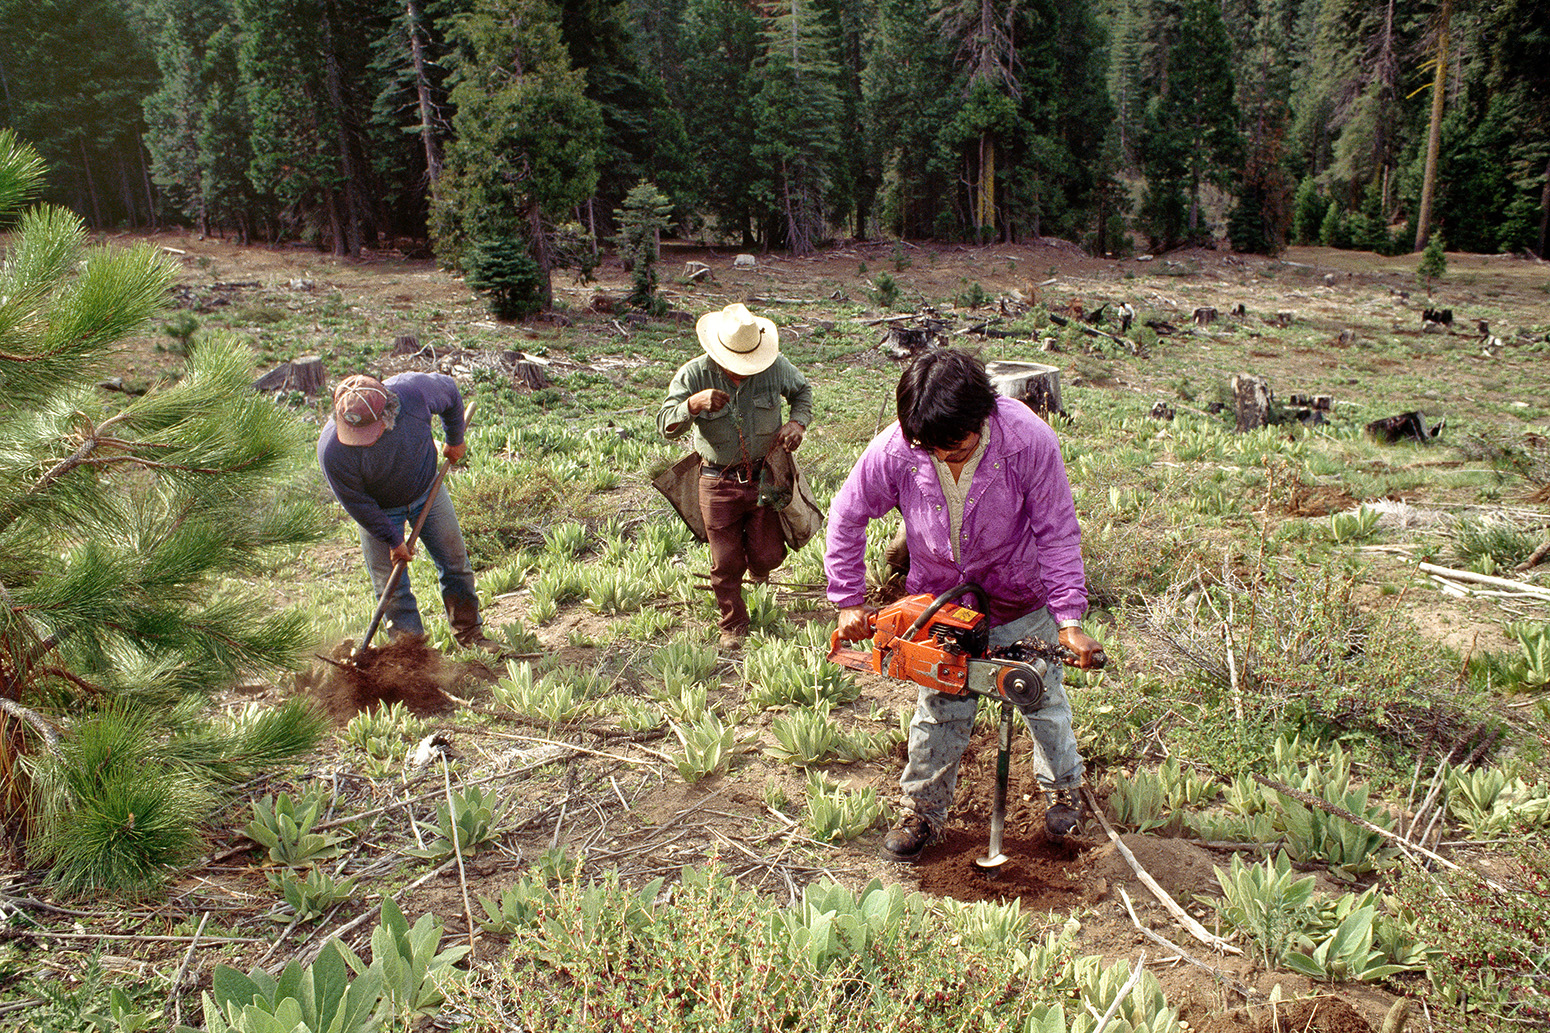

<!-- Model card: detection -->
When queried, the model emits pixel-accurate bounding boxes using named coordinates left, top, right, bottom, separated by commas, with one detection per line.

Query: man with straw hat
left=658, top=303, right=813, bottom=650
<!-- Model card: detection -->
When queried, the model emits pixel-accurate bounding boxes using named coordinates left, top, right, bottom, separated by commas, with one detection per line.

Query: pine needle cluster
left=0, top=129, right=329, bottom=895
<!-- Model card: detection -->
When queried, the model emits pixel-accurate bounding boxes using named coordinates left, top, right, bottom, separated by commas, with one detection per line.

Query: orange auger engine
left=827, top=589, right=1054, bottom=708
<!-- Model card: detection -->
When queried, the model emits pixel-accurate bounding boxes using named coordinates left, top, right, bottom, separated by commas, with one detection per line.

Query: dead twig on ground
left=167, top=911, right=209, bottom=1028
left=1515, top=540, right=1550, bottom=571
left=440, top=753, right=478, bottom=956
left=1083, top=788, right=1241, bottom=955
left=297, top=858, right=457, bottom=967
left=1118, top=886, right=1261, bottom=1001
left=1248, top=773, right=1507, bottom=892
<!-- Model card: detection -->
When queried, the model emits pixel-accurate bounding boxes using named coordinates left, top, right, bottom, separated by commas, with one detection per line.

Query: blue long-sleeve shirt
left=317, top=372, right=466, bottom=548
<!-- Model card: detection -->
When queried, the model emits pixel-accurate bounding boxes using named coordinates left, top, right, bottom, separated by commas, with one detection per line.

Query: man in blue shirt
left=318, top=371, right=497, bottom=652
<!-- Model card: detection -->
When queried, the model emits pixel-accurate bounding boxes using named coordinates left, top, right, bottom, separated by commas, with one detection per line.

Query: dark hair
left=896, top=349, right=997, bottom=450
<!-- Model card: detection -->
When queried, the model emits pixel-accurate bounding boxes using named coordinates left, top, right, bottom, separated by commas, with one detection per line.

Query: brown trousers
left=699, top=469, right=787, bottom=633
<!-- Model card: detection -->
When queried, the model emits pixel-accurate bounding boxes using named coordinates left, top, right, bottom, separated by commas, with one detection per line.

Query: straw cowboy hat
left=696, top=303, right=779, bottom=377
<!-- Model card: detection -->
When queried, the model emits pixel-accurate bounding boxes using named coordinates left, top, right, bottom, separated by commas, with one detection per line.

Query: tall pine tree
left=433, top=0, right=603, bottom=308
left=751, top=0, right=845, bottom=255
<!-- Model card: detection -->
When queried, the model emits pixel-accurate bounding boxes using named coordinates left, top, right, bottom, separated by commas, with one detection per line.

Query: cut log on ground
left=1047, top=312, right=1135, bottom=353
left=879, top=323, right=950, bottom=359
left=1366, top=412, right=1444, bottom=443
left=252, top=355, right=327, bottom=396
left=1193, top=306, right=1217, bottom=326
left=1231, top=373, right=1272, bottom=432
left=986, top=360, right=1063, bottom=417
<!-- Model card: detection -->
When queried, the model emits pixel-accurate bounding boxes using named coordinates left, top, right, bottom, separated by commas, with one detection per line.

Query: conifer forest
left=1, top=0, right=1547, bottom=281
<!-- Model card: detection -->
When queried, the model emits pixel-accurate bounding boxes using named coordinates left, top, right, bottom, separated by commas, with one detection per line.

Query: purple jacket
left=825, top=396, right=1087, bottom=626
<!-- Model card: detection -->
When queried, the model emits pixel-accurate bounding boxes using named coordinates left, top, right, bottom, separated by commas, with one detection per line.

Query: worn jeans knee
left=360, top=481, right=480, bottom=639
left=898, top=606, right=1085, bottom=823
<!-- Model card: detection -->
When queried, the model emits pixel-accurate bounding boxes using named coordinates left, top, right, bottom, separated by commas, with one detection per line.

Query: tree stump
left=986, top=361, right=1063, bottom=418
left=1193, top=307, right=1218, bottom=326
left=392, top=334, right=428, bottom=356
left=684, top=261, right=712, bottom=283
left=1230, top=303, right=1246, bottom=318
left=1150, top=400, right=1176, bottom=420
left=1231, top=373, right=1272, bottom=432
left=252, top=355, right=326, bottom=396
left=510, top=361, right=550, bottom=390
left=1274, top=311, right=1294, bottom=327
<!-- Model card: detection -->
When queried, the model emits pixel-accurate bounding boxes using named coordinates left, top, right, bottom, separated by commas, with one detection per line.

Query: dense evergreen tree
left=676, top=0, right=764, bottom=245
left=558, top=0, right=691, bottom=242
left=936, top=0, right=1023, bottom=241
left=0, top=0, right=159, bottom=228
left=1005, top=0, right=1113, bottom=243
left=141, top=0, right=267, bottom=240
left=1139, top=0, right=1240, bottom=247
left=433, top=0, right=603, bottom=309
left=752, top=1, right=845, bottom=255
left=3, top=0, right=1543, bottom=259
left=1228, top=0, right=1296, bottom=254
left=862, top=0, right=959, bottom=239
left=233, top=0, right=397, bottom=255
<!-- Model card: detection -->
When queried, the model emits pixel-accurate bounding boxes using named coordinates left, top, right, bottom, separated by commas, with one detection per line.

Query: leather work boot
left=455, top=627, right=509, bottom=657
left=719, top=627, right=747, bottom=652
left=1043, top=786, right=1085, bottom=839
left=879, top=812, right=935, bottom=863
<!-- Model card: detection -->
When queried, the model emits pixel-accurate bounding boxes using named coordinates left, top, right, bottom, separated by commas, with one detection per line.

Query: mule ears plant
left=0, top=136, right=329, bottom=893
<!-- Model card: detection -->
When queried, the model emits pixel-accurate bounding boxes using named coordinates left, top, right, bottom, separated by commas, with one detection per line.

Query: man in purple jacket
left=318, top=371, right=496, bottom=651
left=825, top=349, right=1105, bottom=863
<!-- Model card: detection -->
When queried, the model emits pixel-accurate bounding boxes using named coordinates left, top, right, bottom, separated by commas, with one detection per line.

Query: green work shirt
left=657, top=354, right=814, bottom=466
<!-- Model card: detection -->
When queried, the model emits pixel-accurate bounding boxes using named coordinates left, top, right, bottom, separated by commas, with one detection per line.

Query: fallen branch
left=168, top=911, right=210, bottom=1028
left=1047, top=312, right=1135, bottom=352
left=1118, top=886, right=1261, bottom=1001
left=1082, top=788, right=1241, bottom=954
left=1092, top=951, right=1146, bottom=1033
left=441, top=754, right=478, bottom=956
left=1248, top=773, right=1506, bottom=892
left=1416, top=562, right=1550, bottom=601
left=297, top=858, right=457, bottom=967
left=1516, top=540, right=1550, bottom=572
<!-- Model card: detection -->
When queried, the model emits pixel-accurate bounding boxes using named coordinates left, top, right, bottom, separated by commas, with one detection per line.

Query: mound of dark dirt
left=1189, top=994, right=1376, bottom=1033
left=916, top=827, right=1104, bottom=908
left=310, top=634, right=461, bottom=721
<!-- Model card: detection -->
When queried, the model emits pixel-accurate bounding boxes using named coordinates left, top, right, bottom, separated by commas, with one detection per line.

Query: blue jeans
left=898, top=606, right=1084, bottom=827
left=359, top=480, right=482, bottom=641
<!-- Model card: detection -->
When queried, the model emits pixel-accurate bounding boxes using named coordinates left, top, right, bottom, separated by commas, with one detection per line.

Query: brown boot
left=1043, top=786, right=1085, bottom=838
left=879, top=812, right=935, bottom=863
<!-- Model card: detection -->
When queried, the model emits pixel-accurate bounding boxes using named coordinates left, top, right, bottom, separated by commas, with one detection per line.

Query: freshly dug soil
left=310, top=634, right=459, bottom=721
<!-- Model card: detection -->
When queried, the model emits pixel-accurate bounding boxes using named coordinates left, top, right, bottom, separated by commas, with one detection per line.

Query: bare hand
left=688, top=389, right=730, bottom=415
left=442, top=442, right=467, bottom=465
left=836, top=606, right=875, bottom=642
left=774, top=421, right=805, bottom=452
left=390, top=542, right=413, bottom=566
left=1057, top=627, right=1106, bottom=669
